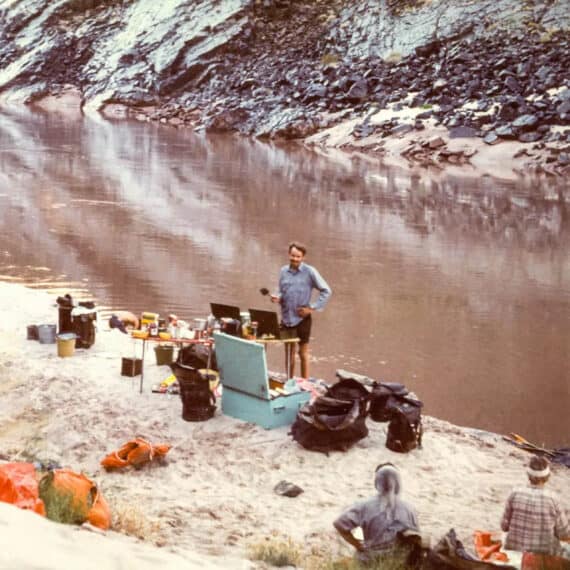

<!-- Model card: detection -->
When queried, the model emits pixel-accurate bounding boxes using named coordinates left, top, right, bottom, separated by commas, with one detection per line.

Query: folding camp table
left=131, top=335, right=213, bottom=394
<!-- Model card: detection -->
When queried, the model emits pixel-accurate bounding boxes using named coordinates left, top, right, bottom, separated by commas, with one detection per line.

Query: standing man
left=271, top=241, right=331, bottom=379
left=501, top=455, right=569, bottom=570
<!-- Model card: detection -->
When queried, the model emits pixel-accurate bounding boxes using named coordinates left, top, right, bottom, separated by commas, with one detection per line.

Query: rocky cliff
left=1, top=0, right=569, bottom=173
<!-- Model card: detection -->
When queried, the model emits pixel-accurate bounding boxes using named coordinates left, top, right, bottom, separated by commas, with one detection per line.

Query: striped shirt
left=501, top=485, right=569, bottom=556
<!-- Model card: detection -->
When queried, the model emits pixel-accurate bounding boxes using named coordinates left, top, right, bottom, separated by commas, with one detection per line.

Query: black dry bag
left=369, top=381, right=409, bottom=422
left=290, top=396, right=368, bottom=453
left=386, top=397, right=423, bottom=453
left=170, top=362, right=216, bottom=422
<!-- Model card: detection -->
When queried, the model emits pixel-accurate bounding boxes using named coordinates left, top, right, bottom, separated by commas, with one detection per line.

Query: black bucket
left=170, top=362, right=215, bottom=422
left=27, top=325, right=39, bottom=340
left=57, top=294, right=74, bottom=334
left=154, top=345, right=174, bottom=366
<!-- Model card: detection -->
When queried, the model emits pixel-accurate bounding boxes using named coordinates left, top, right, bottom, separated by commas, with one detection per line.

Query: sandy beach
left=0, top=281, right=568, bottom=569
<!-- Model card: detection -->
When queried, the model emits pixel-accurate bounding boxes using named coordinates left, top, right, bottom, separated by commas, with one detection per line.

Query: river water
left=1, top=105, right=568, bottom=446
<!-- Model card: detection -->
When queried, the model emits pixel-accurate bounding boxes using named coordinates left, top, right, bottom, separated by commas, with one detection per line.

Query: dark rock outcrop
left=0, top=0, right=568, bottom=171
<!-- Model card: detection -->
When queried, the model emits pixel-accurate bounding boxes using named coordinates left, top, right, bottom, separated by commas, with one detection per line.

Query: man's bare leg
left=299, top=343, right=310, bottom=379
left=286, top=343, right=296, bottom=378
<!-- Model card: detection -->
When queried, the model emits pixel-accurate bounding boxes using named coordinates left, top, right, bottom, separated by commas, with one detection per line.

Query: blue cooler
left=214, top=332, right=310, bottom=430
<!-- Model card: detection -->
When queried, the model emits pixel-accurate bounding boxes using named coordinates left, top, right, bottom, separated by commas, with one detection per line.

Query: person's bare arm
left=333, top=522, right=364, bottom=551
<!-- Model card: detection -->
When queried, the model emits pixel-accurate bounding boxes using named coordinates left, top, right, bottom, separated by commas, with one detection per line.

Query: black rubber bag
left=386, top=397, right=424, bottom=453
left=424, top=529, right=517, bottom=570
left=369, top=381, right=409, bottom=422
left=170, top=362, right=216, bottom=422
left=72, top=312, right=96, bottom=349
left=290, top=396, right=368, bottom=453
left=326, top=378, right=370, bottom=407
left=177, top=343, right=217, bottom=371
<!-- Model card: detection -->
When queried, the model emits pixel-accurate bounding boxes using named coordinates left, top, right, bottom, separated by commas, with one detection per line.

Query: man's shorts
left=283, top=315, right=312, bottom=345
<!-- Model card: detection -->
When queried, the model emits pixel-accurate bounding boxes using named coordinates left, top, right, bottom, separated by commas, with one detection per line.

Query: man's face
left=289, top=247, right=305, bottom=269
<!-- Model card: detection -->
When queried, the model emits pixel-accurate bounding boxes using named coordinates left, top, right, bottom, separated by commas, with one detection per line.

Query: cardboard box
left=214, top=332, right=310, bottom=429
left=121, top=357, right=142, bottom=377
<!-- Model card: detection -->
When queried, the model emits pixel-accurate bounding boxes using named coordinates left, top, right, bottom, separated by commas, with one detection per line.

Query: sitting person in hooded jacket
left=333, top=463, right=420, bottom=565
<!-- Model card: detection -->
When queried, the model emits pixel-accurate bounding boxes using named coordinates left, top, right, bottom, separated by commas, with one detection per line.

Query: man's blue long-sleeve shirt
left=277, top=262, right=332, bottom=327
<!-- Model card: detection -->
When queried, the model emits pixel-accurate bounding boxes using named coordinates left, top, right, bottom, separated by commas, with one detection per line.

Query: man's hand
left=334, top=525, right=365, bottom=552
left=270, top=295, right=280, bottom=304
left=297, top=306, right=313, bottom=318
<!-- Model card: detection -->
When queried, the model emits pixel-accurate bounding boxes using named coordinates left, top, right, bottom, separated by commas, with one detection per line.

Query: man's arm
left=308, top=267, right=332, bottom=311
left=333, top=520, right=364, bottom=552
left=271, top=268, right=285, bottom=304
left=553, top=501, right=569, bottom=541
left=500, top=494, right=513, bottom=532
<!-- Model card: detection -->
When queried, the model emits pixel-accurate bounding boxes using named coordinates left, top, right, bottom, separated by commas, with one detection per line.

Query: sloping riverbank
left=0, top=281, right=568, bottom=568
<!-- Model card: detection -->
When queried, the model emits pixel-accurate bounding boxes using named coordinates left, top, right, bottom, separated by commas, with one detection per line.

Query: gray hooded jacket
left=334, top=465, right=419, bottom=561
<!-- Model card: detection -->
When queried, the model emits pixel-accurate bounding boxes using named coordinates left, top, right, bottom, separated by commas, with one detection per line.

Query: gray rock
left=391, top=123, right=414, bottom=136
left=518, top=132, right=542, bottom=143
left=448, top=126, right=478, bottom=139
left=428, top=136, right=446, bottom=149
left=512, top=114, right=539, bottom=130
left=496, top=125, right=516, bottom=139
left=346, top=80, right=369, bottom=102
left=274, top=480, right=304, bottom=498
left=504, top=76, right=520, bottom=93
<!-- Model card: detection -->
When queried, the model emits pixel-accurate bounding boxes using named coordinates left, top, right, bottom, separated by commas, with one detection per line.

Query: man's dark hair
left=288, top=241, right=307, bottom=255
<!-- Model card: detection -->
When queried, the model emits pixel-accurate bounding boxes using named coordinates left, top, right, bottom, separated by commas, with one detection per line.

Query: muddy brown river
left=1, top=106, right=568, bottom=446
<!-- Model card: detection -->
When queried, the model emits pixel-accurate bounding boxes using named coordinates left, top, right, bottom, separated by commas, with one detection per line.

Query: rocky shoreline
left=2, top=0, right=570, bottom=179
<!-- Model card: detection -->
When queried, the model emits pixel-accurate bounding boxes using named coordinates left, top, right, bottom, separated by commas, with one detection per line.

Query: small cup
left=250, top=321, right=258, bottom=339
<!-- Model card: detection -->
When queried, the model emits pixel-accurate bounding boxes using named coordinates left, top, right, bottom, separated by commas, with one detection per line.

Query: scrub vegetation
left=247, top=537, right=411, bottom=569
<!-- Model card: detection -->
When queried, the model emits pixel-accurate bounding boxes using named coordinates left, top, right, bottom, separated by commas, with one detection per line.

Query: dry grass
left=384, top=51, right=403, bottom=64
left=248, top=537, right=411, bottom=569
left=38, top=483, right=88, bottom=525
left=321, top=53, right=340, bottom=66
left=247, top=537, right=302, bottom=567
left=111, top=500, right=161, bottom=541
left=305, top=551, right=410, bottom=570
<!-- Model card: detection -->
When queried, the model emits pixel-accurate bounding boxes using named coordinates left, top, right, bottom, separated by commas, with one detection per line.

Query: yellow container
left=132, top=329, right=149, bottom=339
left=141, top=312, right=159, bottom=327
left=56, top=333, right=77, bottom=358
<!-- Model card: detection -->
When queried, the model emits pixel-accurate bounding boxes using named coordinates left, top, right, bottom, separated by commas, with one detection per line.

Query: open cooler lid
left=213, top=332, right=270, bottom=400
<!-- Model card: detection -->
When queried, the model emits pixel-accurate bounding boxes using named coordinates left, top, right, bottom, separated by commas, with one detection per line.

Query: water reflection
left=0, top=106, right=568, bottom=446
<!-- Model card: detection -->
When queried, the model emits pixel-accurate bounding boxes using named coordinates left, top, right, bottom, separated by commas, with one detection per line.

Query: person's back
left=501, top=456, right=569, bottom=569
left=345, top=494, right=418, bottom=553
left=334, top=463, right=419, bottom=563
left=503, top=485, right=567, bottom=555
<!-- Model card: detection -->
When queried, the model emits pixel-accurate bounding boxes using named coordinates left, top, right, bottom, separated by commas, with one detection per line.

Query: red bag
left=0, top=462, right=45, bottom=515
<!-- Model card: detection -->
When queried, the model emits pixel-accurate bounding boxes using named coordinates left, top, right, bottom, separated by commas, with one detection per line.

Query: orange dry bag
left=0, top=462, right=45, bottom=515
left=39, top=469, right=111, bottom=530
left=100, top=438, right=171, bottom=470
